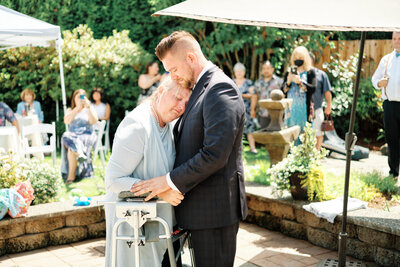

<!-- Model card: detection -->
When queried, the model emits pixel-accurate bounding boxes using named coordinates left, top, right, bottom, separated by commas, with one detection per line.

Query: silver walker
left=101, top=195, right=195, bottom=267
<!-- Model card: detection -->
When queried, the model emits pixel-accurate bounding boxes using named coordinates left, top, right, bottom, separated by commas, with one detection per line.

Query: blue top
left=16, top=101, right=44, bottom=122
left=286, top=71, right=308, bottom=131
left=0, top=102, right=16, bottom=126
left=312, top=68, right=332, bottom=110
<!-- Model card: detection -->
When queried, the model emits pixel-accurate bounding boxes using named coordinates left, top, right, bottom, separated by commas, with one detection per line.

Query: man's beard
left=179, top=68, right=195, bottom=89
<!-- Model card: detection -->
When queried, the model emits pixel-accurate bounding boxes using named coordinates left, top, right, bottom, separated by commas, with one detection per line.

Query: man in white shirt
left=372, top=32, right=400, bottom=180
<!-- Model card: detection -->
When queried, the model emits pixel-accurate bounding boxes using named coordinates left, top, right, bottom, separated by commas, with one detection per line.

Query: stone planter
left=289, top=172, right=308, bottom=200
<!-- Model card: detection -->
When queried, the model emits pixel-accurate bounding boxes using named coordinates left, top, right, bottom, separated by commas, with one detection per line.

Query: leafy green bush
left=22, top=159, right=63, bottom=204
left=359, top=171, right=400, bottom=196
left=323, top=53, right=383, bottom=137
left=267, top=123, right=328, bottom=200
left=0, top=152, right=26, bottom=189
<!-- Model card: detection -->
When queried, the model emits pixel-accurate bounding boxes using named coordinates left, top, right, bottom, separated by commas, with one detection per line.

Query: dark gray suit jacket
left=170, top=65, right=248, bottom=230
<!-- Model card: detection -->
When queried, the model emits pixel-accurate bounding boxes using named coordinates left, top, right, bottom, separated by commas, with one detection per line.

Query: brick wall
left=245, top=193, right=400, bottom=266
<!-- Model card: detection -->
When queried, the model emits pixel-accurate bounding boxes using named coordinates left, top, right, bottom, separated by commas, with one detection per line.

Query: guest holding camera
left=61, top=89, right=98, bottom=184
left=16, top=88, right=44, bottom=122
left=282, top=46, right=316, bottom=134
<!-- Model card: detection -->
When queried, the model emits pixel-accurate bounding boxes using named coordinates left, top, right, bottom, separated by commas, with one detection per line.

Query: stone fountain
left=252, top=89, right=300, bottom=166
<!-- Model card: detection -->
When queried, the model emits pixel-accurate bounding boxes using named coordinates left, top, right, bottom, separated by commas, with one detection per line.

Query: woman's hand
left=287, top=72, right=293, bottom=84
left=158, top=189, right=184, bottom=206
left=293, top=74, right=301, bottom=85
left=83, top=97, right=91, bottom=108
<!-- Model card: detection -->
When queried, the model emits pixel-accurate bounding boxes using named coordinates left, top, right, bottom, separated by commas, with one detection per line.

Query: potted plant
left=267, top=123, right=327, bottom=201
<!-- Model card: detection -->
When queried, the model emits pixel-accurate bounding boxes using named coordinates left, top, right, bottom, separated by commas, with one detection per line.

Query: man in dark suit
left=132, top=31, right=248, bottom=266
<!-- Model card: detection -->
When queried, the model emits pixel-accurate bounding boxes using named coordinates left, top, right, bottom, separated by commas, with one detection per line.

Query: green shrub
left=22, top=159, right=63, bottom=204
left=0, top=152, right=26, bottom=189
left=324, top=53, right=383, bottom=137
left=359, top=171, right=400, bottom=196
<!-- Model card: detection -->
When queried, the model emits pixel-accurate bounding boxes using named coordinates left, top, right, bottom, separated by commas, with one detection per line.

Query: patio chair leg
left=100, top=149, right=106, bottom=169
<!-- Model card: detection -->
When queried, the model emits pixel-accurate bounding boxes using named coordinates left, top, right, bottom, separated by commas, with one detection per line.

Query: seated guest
left=61, top=89, right=98, bottom=184
left=90, top=87, right=111, bottom=121
left=16, top=89, right=44, bottom=122
left=0, top=102, right=20, bottom=134
left=254, top=61, right=283, bottom=128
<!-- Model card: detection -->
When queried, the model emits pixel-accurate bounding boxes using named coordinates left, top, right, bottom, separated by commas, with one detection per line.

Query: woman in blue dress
left=282, top=46, right=316, bottom=136
left=233, top=63, right=258, bottom=153
left=61, top=89, right=98, bottom=183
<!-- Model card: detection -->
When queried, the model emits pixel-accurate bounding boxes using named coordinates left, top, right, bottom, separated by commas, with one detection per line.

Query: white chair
left=0, top=126, right=21, bottom=158
left=104, top=119, right=111, bottom=152
left=93, top=120, right=107, bottom=169
left=21, top=122, right=56, bottom=166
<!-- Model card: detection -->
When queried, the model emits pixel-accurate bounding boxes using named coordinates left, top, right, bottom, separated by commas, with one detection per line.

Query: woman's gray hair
left=233, top=62, right=246, bottom=72
left=147, top=75, right=186, bottom=103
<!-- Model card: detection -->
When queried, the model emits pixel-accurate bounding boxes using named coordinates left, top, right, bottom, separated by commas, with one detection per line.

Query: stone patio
left=0, top=222, right=372, bottom=267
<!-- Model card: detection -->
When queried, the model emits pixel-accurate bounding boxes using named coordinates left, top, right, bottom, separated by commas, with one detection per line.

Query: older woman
left=105, top=76, right=190, bottom=267
left=233, top=62, right=258, bottom=154
left=16, top=89, right=44, bottom=122
left=61, top=89, right=98, bottom=184
left=282, top=46, right=316, bottom=133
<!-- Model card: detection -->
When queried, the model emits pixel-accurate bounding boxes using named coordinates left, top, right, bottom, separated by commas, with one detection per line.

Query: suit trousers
left=383, top=100, right=400, bottom=177
left=189, top=222, right=239, bottom=267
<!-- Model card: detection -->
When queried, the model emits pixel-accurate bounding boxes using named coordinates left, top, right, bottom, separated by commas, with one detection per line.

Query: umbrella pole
left=337, top=31, right=367, bottom=267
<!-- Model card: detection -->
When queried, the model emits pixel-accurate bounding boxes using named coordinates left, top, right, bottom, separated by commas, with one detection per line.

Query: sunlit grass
left=242, top=145, right=271, bottom=185
left=43, top=150, right=107, bottom=201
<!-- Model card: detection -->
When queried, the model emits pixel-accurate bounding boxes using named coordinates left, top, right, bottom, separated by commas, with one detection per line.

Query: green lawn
left=242, top=146, right=271, bottom=185
left=242, top=144, right=400, bottom=203
left=44, top=151, right=107, bottom=201
left=42, top=146, right=399, bottom=204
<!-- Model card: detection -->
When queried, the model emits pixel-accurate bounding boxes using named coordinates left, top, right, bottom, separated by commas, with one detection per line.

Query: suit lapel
left=174, top=65, right=218, bottom=144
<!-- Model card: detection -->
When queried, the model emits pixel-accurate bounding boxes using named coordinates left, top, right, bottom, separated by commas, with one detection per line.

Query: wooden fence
left=315, top=39, right=393, bottom=77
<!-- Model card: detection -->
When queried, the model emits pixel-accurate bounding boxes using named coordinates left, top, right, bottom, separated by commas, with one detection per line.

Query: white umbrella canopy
left=154, top=0, right=400, bottom=32
left=0, top=5, right=61, bottom=49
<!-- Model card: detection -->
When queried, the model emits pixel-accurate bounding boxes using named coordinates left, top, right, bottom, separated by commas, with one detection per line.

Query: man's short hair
left=155, top=31, right=198, bottom=60
left=263, top=60, right=273, bottom=67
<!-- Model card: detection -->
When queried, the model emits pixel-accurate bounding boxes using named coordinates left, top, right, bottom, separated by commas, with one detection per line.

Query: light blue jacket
left=16, top=101, right=44, bottom=122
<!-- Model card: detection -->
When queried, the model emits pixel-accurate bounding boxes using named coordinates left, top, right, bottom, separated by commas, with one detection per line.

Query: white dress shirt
left=372, top=50, right=400, bottom=102
left=166, top=61, right=214, bottom=192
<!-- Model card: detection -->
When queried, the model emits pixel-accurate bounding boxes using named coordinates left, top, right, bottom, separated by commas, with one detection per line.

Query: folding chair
left=93, top=120, right=107, bottom=169
left=21, top=122, right=56, bottom=166
left=105, top=119, right=111, bottom=152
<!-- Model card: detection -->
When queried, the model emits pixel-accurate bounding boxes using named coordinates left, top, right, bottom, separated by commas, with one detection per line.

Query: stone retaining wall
left=0, top=197, right=105, bottom=256
left=245, top=191, right=400, bottom=266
